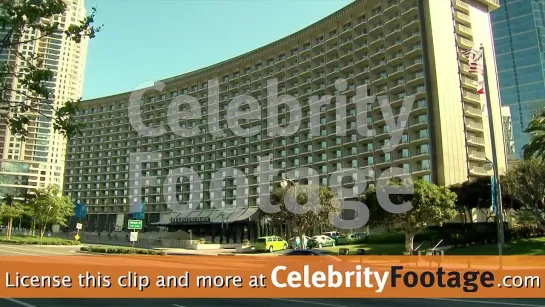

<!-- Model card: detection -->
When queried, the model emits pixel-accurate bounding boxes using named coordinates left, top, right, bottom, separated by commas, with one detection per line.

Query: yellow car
left=255, top=236, right=288, bottom=253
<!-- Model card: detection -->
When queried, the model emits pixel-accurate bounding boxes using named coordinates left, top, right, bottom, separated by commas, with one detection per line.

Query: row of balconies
left=73, top=88, right=428, bottom=139
left=66, top=137, right=431, bottom=170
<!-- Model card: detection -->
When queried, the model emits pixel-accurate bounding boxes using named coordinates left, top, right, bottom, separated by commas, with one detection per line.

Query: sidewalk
left=153, top=247, right=280, bottom=256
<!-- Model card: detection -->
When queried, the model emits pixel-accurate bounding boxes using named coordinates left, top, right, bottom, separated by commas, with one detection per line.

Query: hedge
left=353, top=230, right=442, bottom=245
left=354, top=224, right=544, bottom=248
left=0, top=236, right=80, bottom=245
left=80, top=246, right=166, bottom=255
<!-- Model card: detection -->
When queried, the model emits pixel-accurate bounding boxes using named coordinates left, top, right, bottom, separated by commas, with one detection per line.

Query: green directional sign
left=128, top=219, right=143, bottom=230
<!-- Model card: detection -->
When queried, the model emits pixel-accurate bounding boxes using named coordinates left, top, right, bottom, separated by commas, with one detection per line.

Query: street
left=0, top=245, right=544, bottom=307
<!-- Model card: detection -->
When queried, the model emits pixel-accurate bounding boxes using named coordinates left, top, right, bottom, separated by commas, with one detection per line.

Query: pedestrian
left=295, top=236, right=301, bottom=249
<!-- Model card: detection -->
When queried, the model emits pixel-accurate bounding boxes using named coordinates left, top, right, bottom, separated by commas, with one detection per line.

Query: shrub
left=353, top=230, right=442, bottom=245
left=242, top=239, right=250, bottom=245
left=80, top=246, right=166, bottom=255
left=0, top=236, right=80, bottom=245
left=198, top=237, right=206, bottom=244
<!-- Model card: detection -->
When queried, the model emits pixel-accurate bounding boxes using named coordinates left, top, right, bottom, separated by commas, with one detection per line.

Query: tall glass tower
left=492, top=0, right=545, bottom=159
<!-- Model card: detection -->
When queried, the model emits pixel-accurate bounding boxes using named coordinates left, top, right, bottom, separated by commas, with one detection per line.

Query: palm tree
left=522, top=109, right=545, bottom=160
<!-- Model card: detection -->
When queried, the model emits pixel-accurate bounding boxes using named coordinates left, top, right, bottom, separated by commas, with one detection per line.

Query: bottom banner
left=0, top=256, right=543, bottom=298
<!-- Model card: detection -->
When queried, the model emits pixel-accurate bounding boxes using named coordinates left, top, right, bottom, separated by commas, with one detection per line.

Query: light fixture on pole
left=484, top=157, right=504, bottom=257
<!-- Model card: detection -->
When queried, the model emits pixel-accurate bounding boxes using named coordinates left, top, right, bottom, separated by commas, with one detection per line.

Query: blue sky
left=82, top=0, right=353, bottom=100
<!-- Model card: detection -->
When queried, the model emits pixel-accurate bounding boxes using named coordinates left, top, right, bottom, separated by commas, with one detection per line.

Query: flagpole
left=480, top=44, right=505, bottom=255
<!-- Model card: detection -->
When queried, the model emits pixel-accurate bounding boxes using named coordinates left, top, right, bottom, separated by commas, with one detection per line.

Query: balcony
left=462, top=90, right=481, bottom=104
left=457, top=37, right=474, bottom=49
left=406, top=59, right=423, bottom=72
left=464, top=105, right=482, bottom=118
left=404, top=32, right=421, bottom=45
left=475, top=0, right=500, bottom=11
left=456, top=24, right=473, bottom=38
left=389, top=79, right=405, bottom=92
left=466, top=120, right=484, bottom=132
left=467, top=135, right=485, bottom=147
left=386, top=40, right=403, bottom=53
left=453, top=0, right=470, bottom=12
left=470, top=165, right=489, bottom=176
left=402, top=5, right=418, bottom=17
left=455, top=12, right=471, bottom=25
left=461, top=76, right=478, bottom=89
left=370, top=37, right=383, bottom=48
left=468, top=150, right=486, bottom=161
left=389, top=67, right=404, bottom=79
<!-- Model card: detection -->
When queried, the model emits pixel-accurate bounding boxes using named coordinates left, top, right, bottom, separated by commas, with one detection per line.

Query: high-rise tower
left=0, top=0, right=89, bottom=198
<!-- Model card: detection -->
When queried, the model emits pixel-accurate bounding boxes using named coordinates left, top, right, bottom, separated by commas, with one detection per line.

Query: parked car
left=336, top=233, right=357, bottom=245
left=323, top=231, right=342, bottom=239
left=287, top=236, right=311, bottom=249
left=308, top=235, right=336, bottom=248
left=254, top=236, right=288, bottom=253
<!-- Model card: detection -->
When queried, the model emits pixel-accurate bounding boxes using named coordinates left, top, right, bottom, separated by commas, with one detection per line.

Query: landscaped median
left=0, top=235, right=80, bottom=245
left=79, top=245, right=166, bottom=255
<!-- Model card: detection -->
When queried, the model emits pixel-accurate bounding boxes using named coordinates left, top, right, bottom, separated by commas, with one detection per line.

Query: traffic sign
left=128, top=219, right=142, bottom=230
left=76, top=223, right=82, bottom=230
left=130, top=232, right=138, bottom=242
left=75, top=234, right=80, bottom=241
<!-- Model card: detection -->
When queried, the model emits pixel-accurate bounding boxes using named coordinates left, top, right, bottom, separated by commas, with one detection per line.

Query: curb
left=75, top=251, right=112, bottom=255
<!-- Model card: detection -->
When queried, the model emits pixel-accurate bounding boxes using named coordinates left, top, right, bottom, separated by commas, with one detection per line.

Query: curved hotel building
left=64, top=0, right=505, bottom=239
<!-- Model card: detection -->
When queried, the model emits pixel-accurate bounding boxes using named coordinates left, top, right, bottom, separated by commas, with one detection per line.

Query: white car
left=310, top=235, right=336, bottom=248
left=323, top=231, right=341, bottom=238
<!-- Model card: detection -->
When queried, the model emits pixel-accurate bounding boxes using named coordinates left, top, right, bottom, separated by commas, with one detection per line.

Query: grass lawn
left=446, top=237, right=545, bottom=255
left=0, top=235, right=80, bottom=245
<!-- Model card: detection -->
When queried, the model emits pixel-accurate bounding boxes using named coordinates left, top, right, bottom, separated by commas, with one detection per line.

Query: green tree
left=522, top=109, right=545, bottom=160
left=30, top=185, right=74, bottom=238
left=0, top=194, right=24, bottom=240
left=450, top=176, right=522, bottom=223
left=0, top=0, right=101, bottom=139
left=363, top=180, right=457, bottom=253
left=502, top=159, right=545, bottom=231
left=267, top=184, right=340, bottom=247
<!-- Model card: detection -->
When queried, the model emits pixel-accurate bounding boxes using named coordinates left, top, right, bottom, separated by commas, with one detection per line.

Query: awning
left=151, top=207, right=259, bottom=226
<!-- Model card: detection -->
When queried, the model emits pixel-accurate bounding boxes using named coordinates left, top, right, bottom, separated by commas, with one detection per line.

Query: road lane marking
left=2, top=298, right=37, bottom=307
left=0, top=245, right=76, bottom=255
left=0, top=249, right=36, bottom=256
left=172, top=304, right=188, bottom=307
left=426, top=298, right=545, bottom=306
left=271, top=298, right=348, bottom=307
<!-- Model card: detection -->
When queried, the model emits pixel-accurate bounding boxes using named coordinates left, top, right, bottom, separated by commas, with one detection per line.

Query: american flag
left=460, top=48, right=484, bottom=74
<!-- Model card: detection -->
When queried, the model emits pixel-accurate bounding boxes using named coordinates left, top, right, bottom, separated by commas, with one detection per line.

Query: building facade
left=0, top=0, right=89, bottom=199
left=64, top=0, right=505, bottom=241
left=491, top=0, right=545, bottom=159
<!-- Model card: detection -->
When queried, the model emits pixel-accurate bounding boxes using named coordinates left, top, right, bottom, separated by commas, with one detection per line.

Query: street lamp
left=280, top=174, right=304, bottom=248
left=484, top=157, right=505, bottom=257
left=280, top=178, right=295, bottom=188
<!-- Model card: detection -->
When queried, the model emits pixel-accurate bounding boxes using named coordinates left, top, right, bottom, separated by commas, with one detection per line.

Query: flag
left=477, top=81, right=485, bottom=95
left=460, top=48, right=483, bottom=74
left=491, top=176, right=497, bottom=213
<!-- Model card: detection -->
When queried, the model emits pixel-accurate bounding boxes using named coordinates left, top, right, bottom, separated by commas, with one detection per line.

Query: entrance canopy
left=151, top=207, right=259, bottom=226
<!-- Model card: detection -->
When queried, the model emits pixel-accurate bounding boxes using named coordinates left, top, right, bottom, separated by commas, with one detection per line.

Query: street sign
left=76, top=223, right=82, bottom=230
left=128, top=219, right=142, bottom=230
left=130, top=232, right=138, bottom=242
left=74, top=234, right=80, bottom=241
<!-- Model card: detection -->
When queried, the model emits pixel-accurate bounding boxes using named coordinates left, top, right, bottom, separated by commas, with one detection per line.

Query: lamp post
left=484, top=157, right=504, bottom=256
left=280, top=175, right=302, bottom=248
